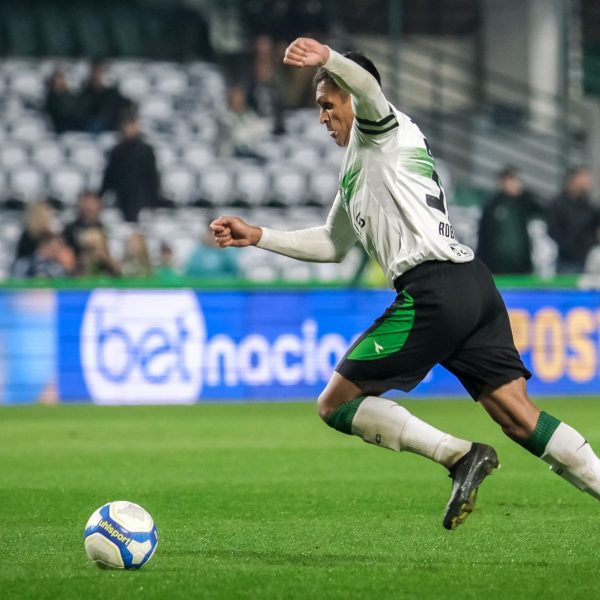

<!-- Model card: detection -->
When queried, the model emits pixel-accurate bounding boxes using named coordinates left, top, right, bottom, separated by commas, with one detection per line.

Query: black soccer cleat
left=443, top=442, right=499, bottom=531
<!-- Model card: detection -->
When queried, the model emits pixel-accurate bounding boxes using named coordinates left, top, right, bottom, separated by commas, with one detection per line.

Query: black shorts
left=336, top=259, right=531, bottom=400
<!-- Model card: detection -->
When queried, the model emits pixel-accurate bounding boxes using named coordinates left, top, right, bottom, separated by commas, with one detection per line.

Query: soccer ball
left=84, top=501, right=158, bottom=569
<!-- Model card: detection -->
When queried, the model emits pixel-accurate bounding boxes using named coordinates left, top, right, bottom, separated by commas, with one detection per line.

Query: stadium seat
left=180, top=143, right=215, bottom=170
left=8, top=70, right=44, bottom=103
left=68, top=141, right=106, bottom=172
left=8, top=164, right=46, bottom=203
left=172, top=236, right=197, bottom=270
left=308, top=167, right=339, bottom=206
left=0, top=142, right=29, bottom=169
left=161, top=163, right=198, bottom=205
left=235, top=166, right=270, bottom=206
left=284, top=141, right=322, bottom=166
left=9, top=117, right=50, bottom=142
left=154, top=143, right=179, bottom=170
left=139, top=95, right=174, bottom=124
left=197, top=166, right=235, bottom=206
left=118, top=72, right=152, bottom=101
left=153, top=66, right=188, bottom=97
left=48, top=164, right=87, bottom=206
left=269, top=165, right=309, bottom=206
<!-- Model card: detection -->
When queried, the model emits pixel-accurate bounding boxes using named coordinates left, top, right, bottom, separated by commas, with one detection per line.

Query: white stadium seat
left=269, top=165, right=308, bottom=206
left=69, top=141, right=105, bottom=171
left=32, top=140, right=65, bottom=170
left=9, top=164, right=46, bottom=203
left=10, top=117, right=50, bottom=142
left=161, top=163, right=197, bottom=205
left=308, top=167, right=339, bottom=205
left=180, top=143, right=215, bottom=170
left=0, top=142, right=28, bottom=169
left=198, top=167, right=235, bottom=205
left=48, top=164, right=87, bottom=206
left=118, top=72, right=152, bottom=101
left=235, top=166, right=269, bottom=206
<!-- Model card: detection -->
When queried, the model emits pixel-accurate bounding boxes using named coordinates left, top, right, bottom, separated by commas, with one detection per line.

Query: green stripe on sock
left=521, top=411, right=561, bottom=457
left=326, top=397, right=365, bottom=435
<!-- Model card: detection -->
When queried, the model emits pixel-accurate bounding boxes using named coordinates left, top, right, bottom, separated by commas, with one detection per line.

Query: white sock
left=351, top=396, right=472, bottom=469
left=542, top=422, right=600, bottom=500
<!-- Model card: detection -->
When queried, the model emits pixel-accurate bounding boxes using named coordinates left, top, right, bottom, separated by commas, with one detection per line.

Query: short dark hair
left=314, top=51, right=382, bottom=91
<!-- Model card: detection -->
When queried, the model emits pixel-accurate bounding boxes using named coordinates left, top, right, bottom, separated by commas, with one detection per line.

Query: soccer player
left=210, top=37, right=600, bottom=529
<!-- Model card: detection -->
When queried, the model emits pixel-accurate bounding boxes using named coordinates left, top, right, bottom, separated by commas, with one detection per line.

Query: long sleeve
left=257, top=193, right=357, bottom=263
left=323, top=49, right=390, bottom=122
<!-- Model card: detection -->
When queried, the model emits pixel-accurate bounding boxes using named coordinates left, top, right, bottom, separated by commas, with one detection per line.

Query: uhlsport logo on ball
left=84, top=501, right=158, bottom=569
left=80, top=290, right=205, bottom=404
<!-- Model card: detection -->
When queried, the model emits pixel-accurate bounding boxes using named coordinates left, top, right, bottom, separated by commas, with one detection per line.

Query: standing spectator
left=246, top=35, right=286, bottom=134
left=101, top=111, right=160, bottom=223
left=476, top=167, right=542, bottom=275
left=12, top=233, right=75, bottom=279
left=156, top=241, right=179, bottom=282
left=80, top=60, right=133, bottom=133
left=44, top=69, right=82, bottom=133
left=122, top=231, right=153, bottom=278
left=547, top=167, right=600, bottom=274
left=13, top=201, right=55, bottom=263
left=62, top=190, right=105, bottom=261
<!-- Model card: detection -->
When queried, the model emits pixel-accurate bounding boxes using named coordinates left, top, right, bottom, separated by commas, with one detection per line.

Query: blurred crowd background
left=1, top=0, right=600, bottom=286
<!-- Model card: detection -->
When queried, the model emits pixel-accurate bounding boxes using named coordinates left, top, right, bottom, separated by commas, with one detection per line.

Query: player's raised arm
left=284, top=37, right=389, bottom=123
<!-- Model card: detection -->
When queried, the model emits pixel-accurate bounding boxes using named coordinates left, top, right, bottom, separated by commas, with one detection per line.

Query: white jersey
left=338, top=102, right=474, bottom=287
left=258, top=49, right=473, bottom=288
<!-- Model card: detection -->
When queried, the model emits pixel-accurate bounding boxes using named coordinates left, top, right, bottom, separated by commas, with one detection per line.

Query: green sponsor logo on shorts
left=348, top=291, right=415, bottom=361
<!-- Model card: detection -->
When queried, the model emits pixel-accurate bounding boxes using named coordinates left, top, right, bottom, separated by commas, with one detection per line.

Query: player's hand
left=210, top=216, right=262, bottom=248
left=283, top=37, right=329, bottom=68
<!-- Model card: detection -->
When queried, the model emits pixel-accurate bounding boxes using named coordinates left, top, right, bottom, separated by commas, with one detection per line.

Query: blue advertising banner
left=54, top=288, right=600, bottom=404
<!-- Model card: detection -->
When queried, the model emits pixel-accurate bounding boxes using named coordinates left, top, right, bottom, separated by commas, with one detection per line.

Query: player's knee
left=316, top=391, right=335, bottom=423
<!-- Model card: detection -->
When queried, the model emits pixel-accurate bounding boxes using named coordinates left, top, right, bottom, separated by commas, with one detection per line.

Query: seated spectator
left=122, top=231, right=153, bottom=278
left=62, top=190, right=105, bottom=261
left=218, top=85, right=271, bottom=159
left=12, top=233, right=75, bottom=279
left=185, top=225, right=239, bottom=278
left=476, top=167, right=542, bottom=275
left=156, top=241, right=179, bottom=281
left=13, top=201, right=55, bottom=263
left=101, top=111, right=160, bottom=223
left=78, top=228, right=121, bottom=277
left=80, top=60, right=133, bottom=133
left=547, top=167, right=600, bottom=274
left=44, top=69, right=83, bottom=133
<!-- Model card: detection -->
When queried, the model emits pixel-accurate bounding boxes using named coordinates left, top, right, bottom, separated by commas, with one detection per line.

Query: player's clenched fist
left=210, top=216, right=262, bottom=248
left=283, top=37, right=330, bottom=68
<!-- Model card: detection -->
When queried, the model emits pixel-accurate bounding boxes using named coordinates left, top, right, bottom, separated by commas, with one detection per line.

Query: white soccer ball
left=84, top=501, right=158, bottom=569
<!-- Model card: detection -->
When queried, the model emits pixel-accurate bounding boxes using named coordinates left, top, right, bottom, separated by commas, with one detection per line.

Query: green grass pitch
left=2, top=398, right=600, bottom=599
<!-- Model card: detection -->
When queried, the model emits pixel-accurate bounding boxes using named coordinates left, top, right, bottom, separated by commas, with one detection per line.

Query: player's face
left=316, top=82, right=354, bottom=147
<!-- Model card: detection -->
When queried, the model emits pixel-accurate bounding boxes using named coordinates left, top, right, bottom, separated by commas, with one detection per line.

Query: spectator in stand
left=80, top=60, right=133, bottom=133
left=547, top=167, right=600, bottom=274
left=62, top=190, right=105, bottom=261
left=185, top=225, right=239, bottom=279
left=101, top=111, right=160, bottom=223
left=122, top=231, right=153, bottom=278
left=246, top=34, right=286, bottom=135
left=13, top=201, right=55, bottom=264
left=44, top=69, right=82, bottom=133
left=78, top=228, right=120, bottom=277
left=219, top=85, right=271, bottom=159
left=156, top=241, right=179, bottom=281
left=476, top=167, right=542, bottom=275
left=12, top=233, right=75, bottom=279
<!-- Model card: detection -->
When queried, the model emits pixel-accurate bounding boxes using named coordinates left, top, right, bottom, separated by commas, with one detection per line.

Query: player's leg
left=478, top=377, right=600, bottom=500
left=318, top=371, right=472, bottom=469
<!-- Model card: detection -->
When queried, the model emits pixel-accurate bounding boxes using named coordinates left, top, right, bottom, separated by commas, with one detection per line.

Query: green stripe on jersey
left=347, top=291, right=415, bottom=360
left=400, top=148, right=435, bottom=178
left=340, top=163, right=361, bottom=205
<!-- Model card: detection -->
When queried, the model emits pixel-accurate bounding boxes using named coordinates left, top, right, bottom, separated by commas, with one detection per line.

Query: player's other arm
left=284, top=37, right=389, bottom=123
left=210, top=195, right=357, bottom=263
